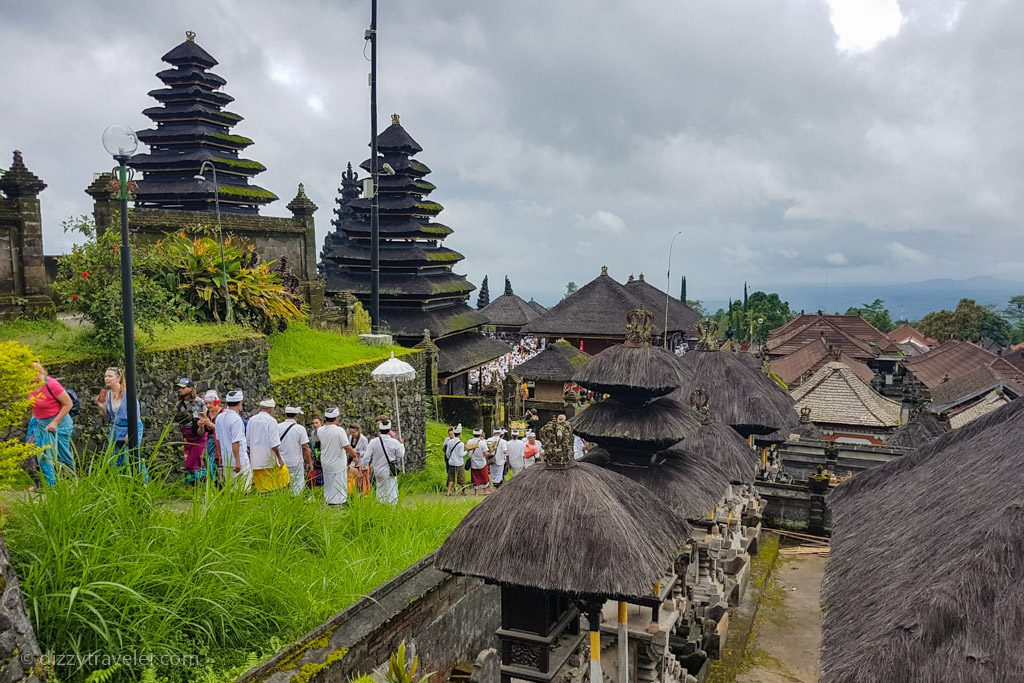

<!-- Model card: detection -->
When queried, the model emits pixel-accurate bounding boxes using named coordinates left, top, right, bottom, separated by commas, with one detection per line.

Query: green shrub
left=0, top=341, right=38, bottom=487
left=4, top=458, right=476, bottom=681
left=146, top=231, right=304, bottom=333
left=52, top=216, right=182, bottom=347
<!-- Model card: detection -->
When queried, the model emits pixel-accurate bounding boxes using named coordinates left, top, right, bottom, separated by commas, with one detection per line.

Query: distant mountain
left=703, top=277, right=1024, bottom=322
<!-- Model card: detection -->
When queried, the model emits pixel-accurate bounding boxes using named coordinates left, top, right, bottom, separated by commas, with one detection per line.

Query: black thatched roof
left=573, top=343, right=693, bottom=401
left=571, top=397, right=704, bottom=453
left=672, top=351, right=796, bottom=435
left=624, top=277, right=702, bottom=332
left=435, top=332, right=510, bottom=377
left=522, top=268, right=695, bottom=338
left=885, top=411, right=946, bottom=450
left=822, top=399, right=1024, bottom=682
left=583, top=447, right=728, bottom=520
left=528, top=299, right=548, bottom=315
left=480, top=292, right=543, bottom=329
left=674, top=420, right=760, bottom=483
left=512, top=340, right=588, bottom=383
left=434, top=462, right=690, bottom=599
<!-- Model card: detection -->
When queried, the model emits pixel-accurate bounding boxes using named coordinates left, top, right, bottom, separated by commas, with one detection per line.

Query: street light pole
left=665, top=230, right=683, bottom=349
left=195, top=162, right=233, bottom=323
left=102, top=124, right=141, bottom=458
left=368, top=0, right=381, bottom=334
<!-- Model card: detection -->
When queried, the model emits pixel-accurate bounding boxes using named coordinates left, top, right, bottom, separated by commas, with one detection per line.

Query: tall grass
left=400, top=420, right=458, bottom=495
left=3, top=459, right=476, bottom=681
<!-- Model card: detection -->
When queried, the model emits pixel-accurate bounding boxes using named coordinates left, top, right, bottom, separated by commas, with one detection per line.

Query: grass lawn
left=401, top=420, right=460, bottom=494
left=266, top=322, right=411, bottom=381
left=0, top=318, right=260, bottom=364
left=3, top=463, right=478, bottom=682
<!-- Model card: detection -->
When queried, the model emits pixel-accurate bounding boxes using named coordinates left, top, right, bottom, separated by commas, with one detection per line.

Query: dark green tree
left=1004, top=295, right=1024, bottom=344
left=563, top=281, right=578, bottom=300
left=476, top=276, right=490, bottom=309
left=845, top=299, right=895, bottom=332
left=918, top=298, right=1011, bottom=346
left=504, top=276, right=513, bottom=296
left=746, top=291, right=794, bottom=341
left=680, top=275, right=687, bottom=304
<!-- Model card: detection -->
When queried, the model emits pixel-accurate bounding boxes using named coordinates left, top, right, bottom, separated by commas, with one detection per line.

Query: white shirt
left=488, top=437, right=508, bottom=467
left=365, top=433, right=406, bottom=479
left=350, top=433, right=369, bottom=470
left=317, top=424, right=350, bottom=472
left=215, top=409, right=248, bottom=469
left=246, top=410, right=282, bottom=470
left=445, top=437, right=465, bottom=467
left=506, top=439, right=526, bottom=470
left=466, top=438, right=488, bottom=469
left=277, top=418, right=309, bottom=468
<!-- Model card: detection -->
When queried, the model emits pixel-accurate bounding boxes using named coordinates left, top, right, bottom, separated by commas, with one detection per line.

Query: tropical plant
left=845, top=299, right=895, bottom=332
left=385, top=641, right=432, bottom=683
left=147, top=231, right=304, bottom=333
left=918, top=298, right=1012, bottom=346
left=52, top=216, right=182, bottom=347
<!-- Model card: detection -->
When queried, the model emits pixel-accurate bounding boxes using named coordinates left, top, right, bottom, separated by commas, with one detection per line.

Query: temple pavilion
left=479, top=276, right=545, bottom=335
left=322, top=116, right=507, bottom=393
left=130, top=32, right=277, bottom=213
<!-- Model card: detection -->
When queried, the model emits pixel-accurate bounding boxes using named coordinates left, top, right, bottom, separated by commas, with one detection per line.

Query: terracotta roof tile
left=770, top=337, right=875, bottom=387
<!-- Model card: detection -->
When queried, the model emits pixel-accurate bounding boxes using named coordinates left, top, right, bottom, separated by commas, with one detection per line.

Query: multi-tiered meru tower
left=130, top=31, right=277, bottom=214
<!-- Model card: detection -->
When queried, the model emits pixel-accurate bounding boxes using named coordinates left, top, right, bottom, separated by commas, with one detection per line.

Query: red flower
left=71, top=294, right=79, bottom=301
left=112, top=243, right=121, bottom=252
left=81, top=271, right=90, bottom=278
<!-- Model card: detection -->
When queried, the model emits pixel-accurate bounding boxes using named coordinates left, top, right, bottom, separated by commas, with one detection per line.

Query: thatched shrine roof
left=573, top=343, right=693, bottom=401
left=571, top=397, right=703, bottom=452
left=885, top=411, right=946, bottom=450
left=583, top=447, right=728, bottom=520
left=674, top=419, right=760, bottom=483
left=511, top=340, right=588, bottom=383
left=435, top=332, right=510, bottom=377
left=673, top=351, right=795, bottom=435
left=822, top=399, right=1024, bottom=682
left=480, top=292, right=543, bottom=329
left=435, top=418, right=689, bottom=599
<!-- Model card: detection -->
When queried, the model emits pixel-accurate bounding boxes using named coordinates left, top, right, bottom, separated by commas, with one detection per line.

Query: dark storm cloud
left=2, top=0, right=1021, bottom=306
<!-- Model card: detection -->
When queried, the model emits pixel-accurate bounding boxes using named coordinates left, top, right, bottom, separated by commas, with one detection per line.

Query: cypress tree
left=504, top=275, right=513, bottom=296
left=477, top=276, right=490, bottom=309
left=681, top=275, right=687, bottom=304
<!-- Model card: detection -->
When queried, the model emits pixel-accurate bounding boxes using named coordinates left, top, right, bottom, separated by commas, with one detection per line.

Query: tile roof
left=903, top=340, right=1024, bottom=390
left=791, top=362, right=901, bottom=428
left=947, top=391, right=1012, bottom=429
left=767, top=314, right=895, bottom=359
left=770, top=337, right=875, bottom=387
left=929, top=361, right=1024, bottom=411
left=887, top=324, right=937, bottom=349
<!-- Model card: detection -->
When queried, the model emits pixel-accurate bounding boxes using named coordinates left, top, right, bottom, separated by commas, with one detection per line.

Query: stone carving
left=688, top=387, right=711, bottom=422
left=695, top=319, right=719, bottom=351
left=624, top=308, right=654, bottom=347
left=0, top=536, right=44, bottom=682
left=469, top=648, right=501, bottom=683
left=540, top=416, right=576, bottom=469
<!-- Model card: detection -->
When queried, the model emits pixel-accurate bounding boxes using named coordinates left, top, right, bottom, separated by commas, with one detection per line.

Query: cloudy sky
left=2, top=0, right=1022, bottom=306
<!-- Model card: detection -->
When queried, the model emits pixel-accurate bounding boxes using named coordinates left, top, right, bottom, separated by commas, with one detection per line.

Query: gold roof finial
left=186, top=30, right=196, bottom=42
left=391, top=113, right=400, bottom=125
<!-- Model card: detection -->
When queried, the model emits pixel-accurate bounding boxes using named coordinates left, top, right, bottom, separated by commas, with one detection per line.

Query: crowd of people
left=440, top=414, right=589, bottom=496
left=467, top=336, right=544, bottom=392
left=23, top=364, right=407, bottom=506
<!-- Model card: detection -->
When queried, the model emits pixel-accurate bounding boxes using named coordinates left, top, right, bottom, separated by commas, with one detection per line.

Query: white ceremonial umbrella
left=371, top=352, right=417, bottom=464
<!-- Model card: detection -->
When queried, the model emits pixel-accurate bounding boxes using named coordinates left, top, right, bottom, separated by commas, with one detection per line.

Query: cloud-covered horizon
left=3, top=0, right=1022, bottom=307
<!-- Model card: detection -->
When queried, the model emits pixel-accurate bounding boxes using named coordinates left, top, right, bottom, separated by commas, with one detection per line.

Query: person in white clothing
left=523, top=430, right=543, bottom=468
left=505, top=428, right=527, bottom=476
left=467, top=428, right=490, bottom=495
left=278, top=406, right=312, bottom=496
left=488, top=428, right=508, bottom=488
left=317, top=408, right=357, bottom=506
left=247, top=398, right=285, bottom=493
left=364, top=420, right=406, bottom=504
left=215, top=390, right=251, bottom=491
left=445, top=424, right=466, bottom=496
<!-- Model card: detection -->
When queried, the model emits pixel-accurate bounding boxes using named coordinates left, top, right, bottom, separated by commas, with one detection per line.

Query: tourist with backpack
left=364, top=420, right=405, bottom=504
left=26, top=361, right=76, bottom=487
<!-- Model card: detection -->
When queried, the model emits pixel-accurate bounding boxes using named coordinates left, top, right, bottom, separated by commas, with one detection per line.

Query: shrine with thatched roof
left=822, top=399, right=1024, bottom=682
left=480, top=276, right=544, bottom=335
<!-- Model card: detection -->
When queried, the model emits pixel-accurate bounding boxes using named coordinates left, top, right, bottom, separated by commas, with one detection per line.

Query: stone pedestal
left=360, top=333, right=394, bottom=347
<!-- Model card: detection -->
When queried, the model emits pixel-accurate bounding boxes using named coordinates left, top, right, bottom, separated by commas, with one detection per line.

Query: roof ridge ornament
left=600, top=265, right=608, bottom=276
left=391, top=113, right=400, bottom=125
left=689, top=387, right=711, bottom=423
left=696, top=319, right=719, bottom=351
left=624, top=308, right=653, bottom=347
left=186, top=30, right=196, bottom=42
left=541, top=416, right=577, bottom=469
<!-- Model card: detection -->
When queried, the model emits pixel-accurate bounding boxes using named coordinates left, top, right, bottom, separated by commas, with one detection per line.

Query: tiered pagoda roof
left=322, top=115, right=488, bottom=343
left=130, top=31, right=277, bottom=214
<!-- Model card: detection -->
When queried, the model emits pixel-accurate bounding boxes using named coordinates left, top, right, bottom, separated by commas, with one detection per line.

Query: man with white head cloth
left=363, top=420, right=406, bottom=504
left=278, top=406, right=313, bottom=496
left=317, top=408, right=357, bottom=506
left=215, top=390, right=251, bottom=491
left=247, top=398, right=285, bottom=493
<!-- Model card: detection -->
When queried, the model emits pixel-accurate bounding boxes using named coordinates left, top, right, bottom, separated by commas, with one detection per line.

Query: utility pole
left=368, top=0, right=381, bottom=333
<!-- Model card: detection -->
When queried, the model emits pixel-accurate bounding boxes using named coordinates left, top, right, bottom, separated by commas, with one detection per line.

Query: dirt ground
left=735, top=549, right=827, bottom=683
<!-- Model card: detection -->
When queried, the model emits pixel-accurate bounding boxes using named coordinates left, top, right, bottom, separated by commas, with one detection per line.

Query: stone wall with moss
left=272, top=350, right=427, bottom=470
left=44, top=335, right=271, bottom=453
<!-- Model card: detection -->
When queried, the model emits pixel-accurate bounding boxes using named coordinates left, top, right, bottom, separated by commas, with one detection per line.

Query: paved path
left=735, top=550, right=826, bottom=683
